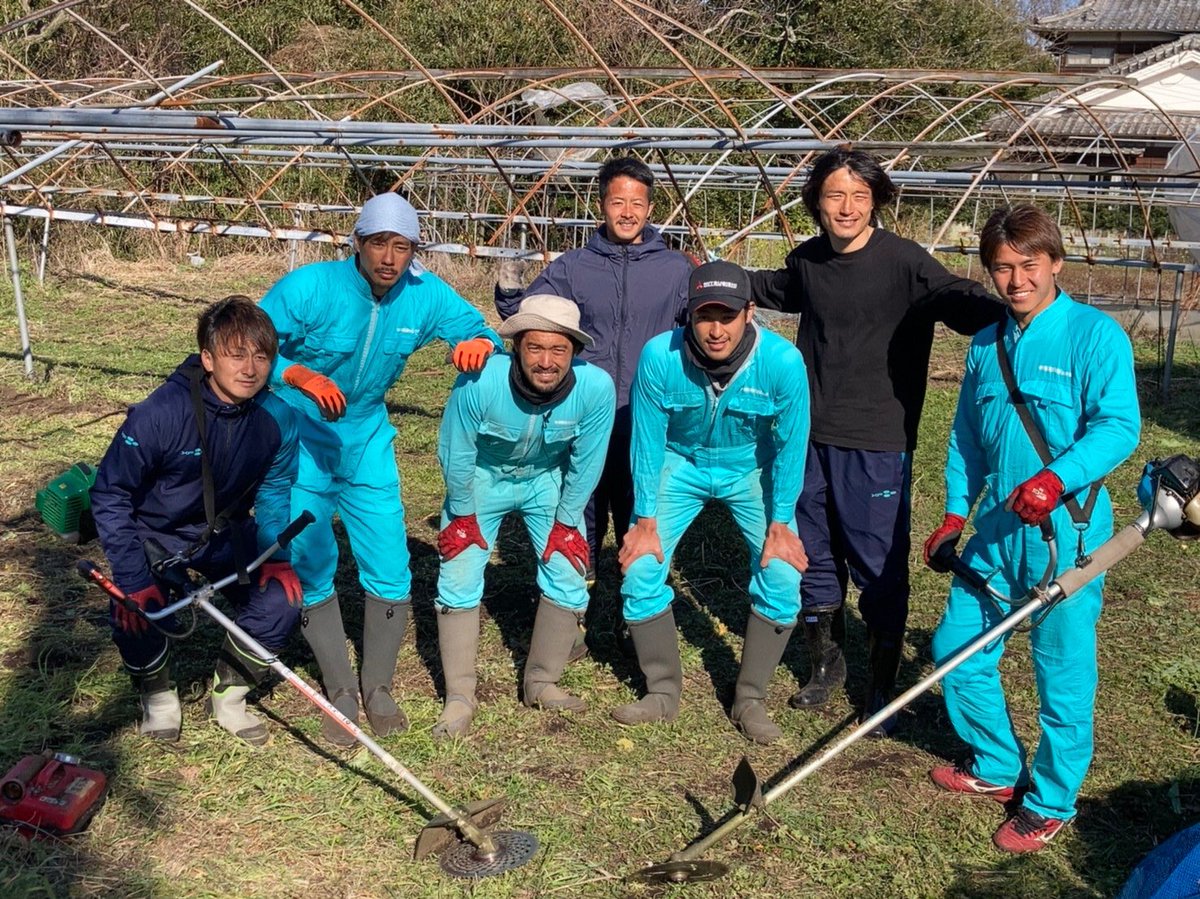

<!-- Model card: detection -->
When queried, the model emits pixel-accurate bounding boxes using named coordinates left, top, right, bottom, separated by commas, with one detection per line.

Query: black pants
left=583, top=406, right=633, bottom=566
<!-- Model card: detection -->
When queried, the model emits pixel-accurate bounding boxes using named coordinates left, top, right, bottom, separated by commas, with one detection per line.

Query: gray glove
left=497, top=258, right=527, bottom=293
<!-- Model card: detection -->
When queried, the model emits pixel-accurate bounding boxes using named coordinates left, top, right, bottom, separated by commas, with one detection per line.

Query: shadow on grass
left=941, top=774, right=1200, bottom=899
left=0, top=524, right=166, bottom=896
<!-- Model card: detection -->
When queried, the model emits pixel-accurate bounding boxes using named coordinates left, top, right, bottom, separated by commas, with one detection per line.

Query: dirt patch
left=0, top=382, right=98, bottom=419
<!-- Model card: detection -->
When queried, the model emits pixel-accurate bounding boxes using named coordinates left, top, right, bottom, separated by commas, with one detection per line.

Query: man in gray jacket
left=496, top=156, right=693, bottom=654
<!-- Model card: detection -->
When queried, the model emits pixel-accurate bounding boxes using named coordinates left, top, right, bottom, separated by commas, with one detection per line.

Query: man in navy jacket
left=496, top=156, right=693, bottom=653
left=92, top=297, right=301, bottom=745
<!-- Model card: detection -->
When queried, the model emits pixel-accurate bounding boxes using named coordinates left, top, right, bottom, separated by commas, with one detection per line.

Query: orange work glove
left=283, top=364, right=346, bottom=421
left=451, top=337, right=494, bottom=373
left=1006, top=470, right=1064, bottom=526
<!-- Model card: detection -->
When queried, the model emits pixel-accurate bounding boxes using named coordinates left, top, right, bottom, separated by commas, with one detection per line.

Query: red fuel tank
left=0, top=752, right=107, bottom=837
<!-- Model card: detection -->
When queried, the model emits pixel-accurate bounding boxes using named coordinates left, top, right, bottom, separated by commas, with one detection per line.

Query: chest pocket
left=662, top=390, right=703, bottom=412
left=543, top=421, right=580, bottom=447
left=726, top=392, right=777, bottom=419
left=383, top=330, right=420, bottom=357
left=308, top=333, right=357, bottom=366
left=479, top=419, right=525, bottom=443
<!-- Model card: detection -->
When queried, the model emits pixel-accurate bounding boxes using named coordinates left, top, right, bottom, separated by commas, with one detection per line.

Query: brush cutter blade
left=439, top=830, right=539, bottom=878
left=629, top=860, right=730, bottom=884
left=731, top=755, right=763, bottom=812
left=413, top=797, right=508, bottom=860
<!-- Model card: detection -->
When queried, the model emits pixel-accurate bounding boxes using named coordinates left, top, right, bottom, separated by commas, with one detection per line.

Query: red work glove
left=283, top=364, right=346, bottom=421
left=258, top=560, right=303, bottom=607
left=1006, top=469, right=1064, bottom=526
left=451, top=337, right=494, bottom=373
left=541, top=521, right=589, bottom=577
left=438, top=514, right=489, bottom=561
left=114, top=583, right=164, bottom=635
left=924, top=512, right=967, bottom=572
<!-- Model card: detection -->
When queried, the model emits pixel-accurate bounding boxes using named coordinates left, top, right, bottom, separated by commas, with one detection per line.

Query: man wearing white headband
left=260, top=192, right=500, bottom=746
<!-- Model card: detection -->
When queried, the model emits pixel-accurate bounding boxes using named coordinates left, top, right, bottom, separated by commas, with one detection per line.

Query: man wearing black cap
left=611, top=260, right=811, bottom=744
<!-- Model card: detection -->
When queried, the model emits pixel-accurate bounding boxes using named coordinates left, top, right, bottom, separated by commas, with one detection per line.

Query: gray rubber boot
left=611, top=607, right=682, bottom=725
left=789, top=606, right=847, bottom=708
left=301, top=593, right=359, bottom=747
left=523, top=596, right=587, bottom=712
left=730, top=611, right=796, bottom=745
left=208, top=633, right=270, bottom=746
left=130, top=654, right=181, bottom=741
left=360, top=595, right=410, bottom=737
left=432, top=606, right=479, bottom=741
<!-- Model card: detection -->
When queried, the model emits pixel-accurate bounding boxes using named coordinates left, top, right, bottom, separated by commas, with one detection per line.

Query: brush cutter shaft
left=672, top=512, right=1148, bottom=864
left=189, top=596, right=491, bottom=846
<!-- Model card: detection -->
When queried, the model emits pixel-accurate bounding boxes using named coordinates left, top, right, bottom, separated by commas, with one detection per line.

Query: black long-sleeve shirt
left=748, top=229, right=1004, bottom=452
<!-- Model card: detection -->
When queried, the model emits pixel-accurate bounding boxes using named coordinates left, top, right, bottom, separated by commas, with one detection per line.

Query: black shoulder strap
left=993, top=322, right=1100, bottom=527
left=188, top=365, right=253, bottom=584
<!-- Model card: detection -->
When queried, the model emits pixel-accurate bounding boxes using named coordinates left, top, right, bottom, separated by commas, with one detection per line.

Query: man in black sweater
left=748, top=147, right=1003, bottom=736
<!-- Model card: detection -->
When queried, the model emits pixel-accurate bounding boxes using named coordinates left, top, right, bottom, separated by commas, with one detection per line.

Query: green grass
left=0, top=252, right=1198, bottom=897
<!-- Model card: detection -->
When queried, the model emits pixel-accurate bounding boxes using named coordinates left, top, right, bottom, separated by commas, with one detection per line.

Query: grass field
left=0, top=248, right=1197, bottom=898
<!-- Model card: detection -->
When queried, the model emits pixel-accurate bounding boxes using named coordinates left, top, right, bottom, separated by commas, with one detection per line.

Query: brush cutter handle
left=276, top=510, right=315, bottom=551
left=929, top=543, right=991, bottom=594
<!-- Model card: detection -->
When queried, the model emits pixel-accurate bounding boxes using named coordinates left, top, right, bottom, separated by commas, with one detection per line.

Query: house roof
left=987, top=31, right=1200, bottom=143
left=1107, top=32, right=1200, bottom=74
left=1033, top=0, right=1200, bottom=35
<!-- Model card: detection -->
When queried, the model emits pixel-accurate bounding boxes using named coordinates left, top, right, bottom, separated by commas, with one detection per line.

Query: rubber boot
left=862, top=629, right=904, bottom=738
left=611, top=607, right=682, bottom=725
left=432, top=606, right=479, bottom=741
left=208, top=633, right=270, bottom=747
left=360, top=595, right=410, bottom=737
left=566, top=567, right=596, bottom=664
left=301, top=593, right=359, bottom=747
left=731, top=612, right=796, bottom=745
left=130, top=655, right=181, bottom=741
left=789, top=606, right=847, bottom=708
left=523, top=597, right=587, bottom=712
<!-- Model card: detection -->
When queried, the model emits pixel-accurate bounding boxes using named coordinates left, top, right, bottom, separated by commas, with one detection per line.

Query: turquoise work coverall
left=436, top=354, right=615, bottom=612
left=260, top=256, right=501, bottom=606
left=623, top=326, right=811, bottom=625
left=932, top=291, right=1140, bottom=821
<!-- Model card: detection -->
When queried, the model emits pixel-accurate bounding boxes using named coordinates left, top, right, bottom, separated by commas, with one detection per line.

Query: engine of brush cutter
left=0, top=752, right=107, bottom=837
left=1140, top=454, right=1200, bottom=539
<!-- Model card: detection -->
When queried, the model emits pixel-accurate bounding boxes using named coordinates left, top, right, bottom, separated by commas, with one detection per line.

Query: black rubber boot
left=523, top=597, right=586, bottom=712
left=129, top=652, right=181, bottom=741
left=301, top=593, right=359, bottom=747
left=731, top=612, right=796, bottom=744
left=611, top=607, right=682, bottom=725
left=862, top=629, right=904, bottom=738
left=789, top=606, right=847, bottom=708
left=208, top=633, right=271, bottom=746
left=432, top=605, right=479, bottom=741
left=360, top=595, right=410, bottom=737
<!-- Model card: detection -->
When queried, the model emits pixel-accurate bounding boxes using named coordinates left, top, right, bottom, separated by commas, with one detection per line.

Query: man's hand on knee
left=618, top=518, right=664, bottom=574
left=761, top=522, right=808, bottom=573
left=439, top=513, right=488, bottom=561
left=541, top=521, right=589, bottom=577
left=259, top=560, right=303, bottom=606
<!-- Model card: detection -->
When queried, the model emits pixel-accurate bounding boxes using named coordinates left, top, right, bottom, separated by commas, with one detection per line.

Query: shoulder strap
left=993, top=322, right=1100, bottom=527
left=188, top=365, right=253, bottom=584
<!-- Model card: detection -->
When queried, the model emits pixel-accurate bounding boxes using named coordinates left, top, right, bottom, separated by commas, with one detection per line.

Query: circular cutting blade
left=439, top=830, right=539, bottom=879
left=628, top=860, right=730, bottom=884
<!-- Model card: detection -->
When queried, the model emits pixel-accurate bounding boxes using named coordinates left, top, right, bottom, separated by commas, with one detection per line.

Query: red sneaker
left=929, top=763, right=1021, bottom=803
left=992, top=808, right=1066, bottom=853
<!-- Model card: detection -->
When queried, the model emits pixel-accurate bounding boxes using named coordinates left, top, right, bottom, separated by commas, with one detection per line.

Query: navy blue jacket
left=91, top=356, right=300, bottom=593
left=495, top=225, right=692, bottom=410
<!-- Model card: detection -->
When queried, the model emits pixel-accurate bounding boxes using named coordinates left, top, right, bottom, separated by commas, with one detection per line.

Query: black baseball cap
left=688, top=260, right=751, bottom=316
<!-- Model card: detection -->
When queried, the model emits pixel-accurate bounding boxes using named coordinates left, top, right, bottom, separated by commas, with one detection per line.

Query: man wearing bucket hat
left=432, top=295, right=615, bottom=738
left=613, top=260, right=811, bottom=744
left=260, top=192, right=501, bottom=746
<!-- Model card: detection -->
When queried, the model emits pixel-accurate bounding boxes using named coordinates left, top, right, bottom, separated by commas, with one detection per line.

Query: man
left=496, top=156, right=692, bottom=652
left=91, top=296, right=302, bottom=746
left=613, top=260, right=810, bottom=745
left=747, top=146, right=1004, bottom=735
left=923, top=204, right=1139, bottom=852
left=259, top=192, right=500, bottom=746
left=432, top=295, right=615, bottom=739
